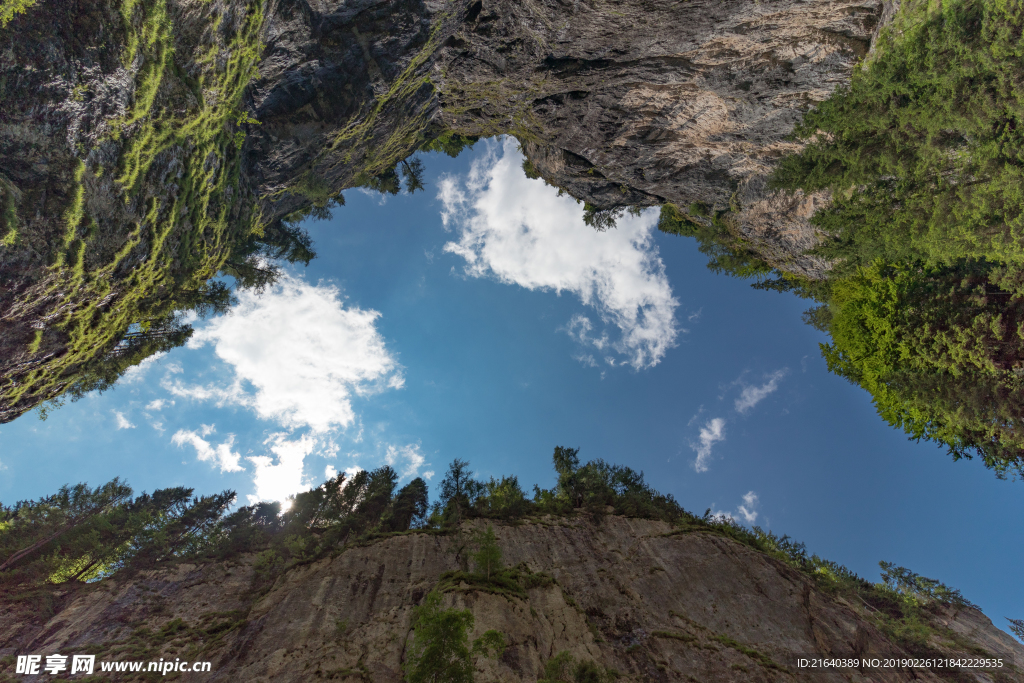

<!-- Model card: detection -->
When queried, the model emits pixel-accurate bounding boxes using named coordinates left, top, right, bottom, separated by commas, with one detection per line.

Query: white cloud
left=120, top=352, right=167, bottom=384
left=708, top=509, right=734, bottom=523
left=169, top=272, right=403, bottom=433
left=171, top=426, right=243, bottom=473
left=423, top=470, right=435, bottom=480
left=712, top=491, right=760, bottom=525
left=384, top=443, right=428, bottom=479
left=439, top=138, right=679, bottom=370
left=113, top=410, right=135, bottom=430
left=573, top=352, right=598, bottom=368
left=146, top=399, right=172, bottom=411
left=325, top=464, right=338, bottom=479
left=691, top=417, right=726, bottom=473
left=737, top=491, right=759, bottom=524
left=734, top=369, right=788, bottom=414
left=247, top=434, right=317, bottom=506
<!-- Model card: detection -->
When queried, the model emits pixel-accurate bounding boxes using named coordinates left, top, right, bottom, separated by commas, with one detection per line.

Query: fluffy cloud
left=113, top=411, right=135, bottom=430
left=737, top=491, right=759, bottom=524
left=384, top=443, right=428, bottom=479
left=713, top=491, right=760, bottom=525
left=692, top=417, right=726, bottom=473
left=439, top=138, right=679, bottom=370
left=735, top=369, right=788, bottom=414
left=171, top=425, right=243, bottom=473
left=247, top=434, right=317, bottom=507
left=168, top=272, right=403, bottom=433
left=120, top=351, right=167, bottom=384
left=145, top=399, right=172, bottom=411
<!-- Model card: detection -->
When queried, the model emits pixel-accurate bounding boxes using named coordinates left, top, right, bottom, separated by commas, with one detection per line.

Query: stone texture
left=2, top=517, right=1021, bottom=682
left=0, top=0, right=883, bottom=419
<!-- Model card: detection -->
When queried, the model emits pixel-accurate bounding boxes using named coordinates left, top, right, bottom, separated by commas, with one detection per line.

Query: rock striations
left=0, top=0, right=880, bottom=421
left=1, top=517, right=1021, bottom=682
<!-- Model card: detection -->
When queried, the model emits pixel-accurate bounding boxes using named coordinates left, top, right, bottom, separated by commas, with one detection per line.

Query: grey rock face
left=0, top=0, right=881, bottom=420
left=251, top=0, right=883, bottom=273
left=1, top=517, right=1020, bottom=682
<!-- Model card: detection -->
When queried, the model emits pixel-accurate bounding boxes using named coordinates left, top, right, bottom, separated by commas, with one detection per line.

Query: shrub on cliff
left=539, top=651, right=613, bottom=683
left=0, top=0, right=36, bottom=28
left=403, top=590, right=504, bottom=683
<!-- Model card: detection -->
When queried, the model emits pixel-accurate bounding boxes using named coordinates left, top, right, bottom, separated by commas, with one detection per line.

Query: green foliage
left=0, top=0, right=36, bottom=28
left=1007, top=618, right=1024, bottom=641
left=772, top=0, right=1024, bottom=268
left=878, top=561, right=976, bottom=608
left=387, top=478, right=431, bottom=531
left=657, top=203, right=773, bottom=279
left=403, top=590, right=503, bottom=683
left=747, top=0, right=1024, bottom=475
left=541, top=651, right=576, bottom=682
left=470, top=629, right=505, bottom=659
left=433, top=459, right=485, bottom=529
left=521, top=158, right=542, bottom=179
left=223, top=221, right=318, bottom=293
left=539, top=651, right=612, bottom=683
left=420, top=132, right=479, bottom=158
left=582, top=204, right=623, bottom=232
left=0, top=479, right=233, bottom=586
left=355, top=157, right=427, bottom=197
left=0, top=465, right=434, bottom=589
left=582, top=204, right=644, bottom=232
left=471, top=525, right=502, bottom=580
left=435, top=568, right=528, bottom=601
left=474, top=476, right=528, bottom=520
left=537, top=446, right=686, bottom=522
left=822, top=259, right=1024, bottom=476
left=5, top=0, right=274, bottom=420
left=428, top=447, right=685, bottom=526
left=1, top=450, right=983, bottom=666
left=0, top=175, right=19, bottom=246
left=213, top=466, right=433, bottom=579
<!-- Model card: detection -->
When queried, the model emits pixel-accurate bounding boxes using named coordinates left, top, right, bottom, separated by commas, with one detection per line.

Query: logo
left=15, top=655, right=95, bottom=675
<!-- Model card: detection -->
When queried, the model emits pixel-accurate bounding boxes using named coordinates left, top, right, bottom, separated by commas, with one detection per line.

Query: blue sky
left=1, top=138, right=1021, bottom=628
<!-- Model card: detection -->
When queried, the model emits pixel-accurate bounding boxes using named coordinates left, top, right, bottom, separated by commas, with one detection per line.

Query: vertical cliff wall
left=2, top=517, right=1020, bottom=682
left=0, top=0, right=881, bottom=420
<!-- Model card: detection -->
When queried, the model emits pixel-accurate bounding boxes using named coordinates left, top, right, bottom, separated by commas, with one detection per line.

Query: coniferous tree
left=0, top=479, right=133, bottom=574
left=388, top=478, right=429, bottom=531
left=437, top=459, right=483, bottom=528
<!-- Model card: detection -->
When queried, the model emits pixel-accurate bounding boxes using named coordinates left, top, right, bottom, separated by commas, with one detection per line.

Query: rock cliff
left=0, top=0, right=881, bottom=419
left=1, top=517, right=1021, bottom=682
